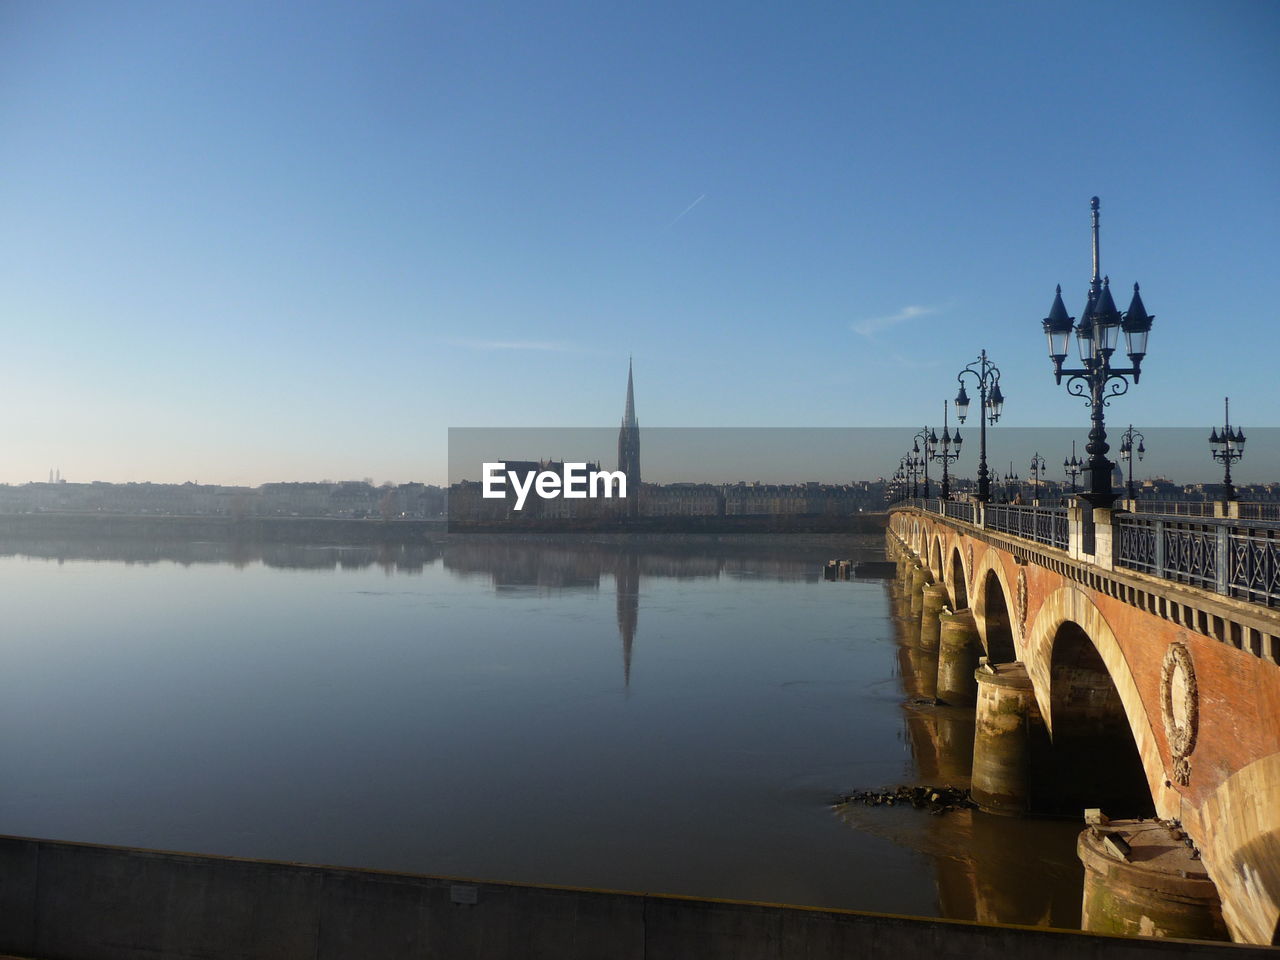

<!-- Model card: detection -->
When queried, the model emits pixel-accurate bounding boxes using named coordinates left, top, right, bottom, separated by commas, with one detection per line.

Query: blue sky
left=2, top=1, right=1277, bottom=485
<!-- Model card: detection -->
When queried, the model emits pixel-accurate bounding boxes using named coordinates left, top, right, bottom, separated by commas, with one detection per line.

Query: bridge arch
left=1025, top=586, right=1172, bottom=817
left=971, top=549, right=1019, bottom=662
left=947, top=545, right=968, bottom=611
left=928, top=534, right=944, bottom=581
left=1046, top=619, right=1155, bottom=817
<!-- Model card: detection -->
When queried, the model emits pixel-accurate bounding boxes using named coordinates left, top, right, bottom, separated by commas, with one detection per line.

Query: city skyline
left=2, top=2, right=1277, bottom=486
left=12, top=359, right=1280, bottom=493
left=15, top=420, right=1280, bottom=490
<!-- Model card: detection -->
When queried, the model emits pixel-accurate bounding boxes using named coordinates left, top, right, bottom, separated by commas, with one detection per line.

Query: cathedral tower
left=617, top=359, right=640, bottom=516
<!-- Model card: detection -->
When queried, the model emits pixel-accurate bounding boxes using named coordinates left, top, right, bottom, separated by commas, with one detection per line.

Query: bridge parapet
left=896, top=498, right=1280, bottom=614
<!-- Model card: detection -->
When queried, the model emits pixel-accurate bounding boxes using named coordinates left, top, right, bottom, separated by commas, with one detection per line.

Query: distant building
left=448, top=460, right=605, bottom=523
left=641, top=483, right=723, bottom=517
left=0, top=480, right=447, bottom=519
left=721, top=481, right=880, bottom=516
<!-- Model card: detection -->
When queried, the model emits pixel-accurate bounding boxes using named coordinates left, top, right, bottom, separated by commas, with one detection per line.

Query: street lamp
left=954, top=349, right=1004, bottom=503
left=1118, top=425, right=1145, bottom=501
left=929, top=400, right=963, bottom=501
left=1040, top=197, right=1154, bottom=508
left=1028, top=452, right=1046, bottom=502
left=901, top=452, right=924, bottom=499
left=1209, top=397, right=1245, bottom=503
left=1064, top=441, right=1083, bottom=493
left=912, top=427, right=937, bottom=498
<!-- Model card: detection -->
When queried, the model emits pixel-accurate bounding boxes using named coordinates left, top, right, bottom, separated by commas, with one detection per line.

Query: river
left=0, top=534, right=1083, bottom=926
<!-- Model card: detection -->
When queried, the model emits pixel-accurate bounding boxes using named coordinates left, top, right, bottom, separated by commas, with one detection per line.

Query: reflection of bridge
left=888, top=499, right=1280, bottom=944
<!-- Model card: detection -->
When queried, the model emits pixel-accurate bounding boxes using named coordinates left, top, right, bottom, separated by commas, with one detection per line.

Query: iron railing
left=898, top=498, right=978, bottom=524
left=984, top=504, right=1069, bottom=551
left=1126, top=500, right=1280, bottom=521
left=1128, top=500, right=1216, bottom=517
left=1116, top=514, right=1280, bottom=606
left=1228, top=526, right=1280, bottom=606
left=1238, top=502, right=1280, bottom=522
left=1115, top=517, right=1219, bottom=591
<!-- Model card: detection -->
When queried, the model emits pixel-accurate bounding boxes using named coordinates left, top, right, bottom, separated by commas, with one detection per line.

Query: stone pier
left=1079, top=820, right=1230, bottom=941
left=970, top=661, right=1045, bottom=817
left=919, top=583, right=948, bottom=651
left=937, top=610, right=981, bottom=707
left=909, top=565, right=928, bottom=617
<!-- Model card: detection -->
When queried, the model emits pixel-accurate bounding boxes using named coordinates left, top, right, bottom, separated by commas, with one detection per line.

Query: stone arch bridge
left=888, top=499, right=1280, bottom=945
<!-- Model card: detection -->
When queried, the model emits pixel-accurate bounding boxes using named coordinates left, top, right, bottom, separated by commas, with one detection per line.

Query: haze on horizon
left=2, top=1, right=1277, bottom=488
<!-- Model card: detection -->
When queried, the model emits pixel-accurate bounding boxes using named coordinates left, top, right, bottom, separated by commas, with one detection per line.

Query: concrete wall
left=0, top=836, right=1272, bottom=960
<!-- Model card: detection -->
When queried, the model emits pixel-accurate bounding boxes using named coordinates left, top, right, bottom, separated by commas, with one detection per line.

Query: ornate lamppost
left=911, top=430, right=942, bottom=499
left=901, top=452, right=924, bottom=499
left=1118, top=426, right=1145, bottom=501
left=1028, top=452, right=1046, bottom=502
left=929, top=400, right=963, bottom=500
left=912, top=427, right=936, bottom=498
left=1209, top=397, right=1245, bottom=503
left=954, top=350, right=1004, bottom=503
left=1041, top=197, right=1154, bottom=508
left=1064, top=441, right=1083, bottom=493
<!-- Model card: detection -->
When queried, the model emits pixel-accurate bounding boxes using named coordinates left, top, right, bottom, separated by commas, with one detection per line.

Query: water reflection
left=0, top=534, right=878, bottom=582
left=616, top=553, right=639, bottom=688
left=4, top=534, right=883, bottom=695
left=0, top=536, right=444, bottom=573
left=839, top=592, right=1084, bottom=929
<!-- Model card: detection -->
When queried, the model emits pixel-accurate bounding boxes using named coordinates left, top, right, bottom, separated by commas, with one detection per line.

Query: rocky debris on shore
left=832, top=785, right=975, bottom=816
left=904, top=696, right=937, bottom=706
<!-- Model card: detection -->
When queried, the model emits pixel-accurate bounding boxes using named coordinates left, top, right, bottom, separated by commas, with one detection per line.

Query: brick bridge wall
left=889, top=507, right=1280, bottom=946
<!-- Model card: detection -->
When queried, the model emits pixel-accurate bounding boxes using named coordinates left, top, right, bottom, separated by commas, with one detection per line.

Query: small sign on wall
left=450, top=884, right=479, bottom=905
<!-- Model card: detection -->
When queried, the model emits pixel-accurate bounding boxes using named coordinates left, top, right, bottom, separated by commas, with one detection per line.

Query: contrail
left=666, top=193, right=706, bottom=228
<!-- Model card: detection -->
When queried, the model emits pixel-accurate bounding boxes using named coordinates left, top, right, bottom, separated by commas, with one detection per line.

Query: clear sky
left=2, top=1, right=1277, bottom=486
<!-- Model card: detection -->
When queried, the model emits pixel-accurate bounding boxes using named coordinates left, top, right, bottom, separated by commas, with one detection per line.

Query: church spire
left=623, top=356, right=637, bottom=428
left=617, top=358, right=641, bottom=516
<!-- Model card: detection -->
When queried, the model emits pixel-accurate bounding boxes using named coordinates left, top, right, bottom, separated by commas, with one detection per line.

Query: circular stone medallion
left=1016, top=569, right=1028, bottom=631
left=1161, top=642, right=1198, bottom=785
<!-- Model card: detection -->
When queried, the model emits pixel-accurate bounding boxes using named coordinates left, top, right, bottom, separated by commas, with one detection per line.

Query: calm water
left=0, top=535, right=1082, bottom=925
